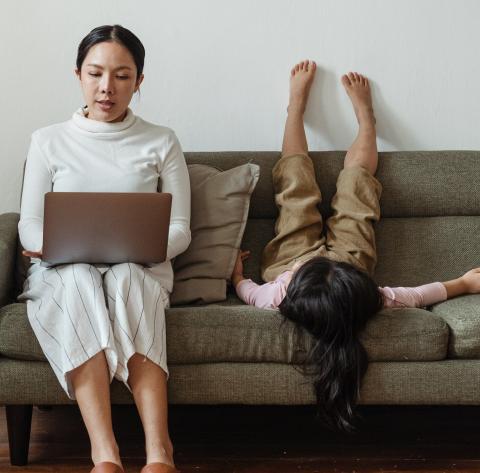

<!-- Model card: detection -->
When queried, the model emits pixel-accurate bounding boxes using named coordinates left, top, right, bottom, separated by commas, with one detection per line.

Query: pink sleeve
left=235, top=275, right=289, bottom=309
left=380, top=282, right=447, bottom=308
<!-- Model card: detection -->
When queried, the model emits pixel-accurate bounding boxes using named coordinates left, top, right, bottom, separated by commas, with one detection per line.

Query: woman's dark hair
left=76, top=25, right=145, bottom=80
left=278, top=256, right=383, bottom=432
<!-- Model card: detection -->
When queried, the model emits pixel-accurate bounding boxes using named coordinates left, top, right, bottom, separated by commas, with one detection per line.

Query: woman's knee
left=107, top=262, right=144, bottom=280
left=69, top=350, right=108, bottom=382
left=53, top=262, right=100, bottom=287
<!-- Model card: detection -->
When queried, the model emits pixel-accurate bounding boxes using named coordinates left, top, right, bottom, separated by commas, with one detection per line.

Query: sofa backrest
left=184, top=151, right=480, bottom=287
left=15, top=151, right=480, bottom=295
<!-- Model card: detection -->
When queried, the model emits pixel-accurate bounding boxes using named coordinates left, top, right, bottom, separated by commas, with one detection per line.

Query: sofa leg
left=6, top=404, right=33, bottom=466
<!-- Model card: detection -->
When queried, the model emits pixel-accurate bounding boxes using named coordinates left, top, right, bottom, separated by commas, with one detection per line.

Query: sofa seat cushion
left=431, top=294, right=480, bottom=358
left=360, top=308, right=448, bottom=361
left=0, top=299, right=449, bottom=364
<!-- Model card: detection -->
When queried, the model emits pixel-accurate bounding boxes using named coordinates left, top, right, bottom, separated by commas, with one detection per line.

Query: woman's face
left=75, top=41, right=144, bottom=123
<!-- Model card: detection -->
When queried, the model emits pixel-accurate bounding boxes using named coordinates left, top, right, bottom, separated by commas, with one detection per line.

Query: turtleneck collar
left=71, top=106, right=137, bottom=133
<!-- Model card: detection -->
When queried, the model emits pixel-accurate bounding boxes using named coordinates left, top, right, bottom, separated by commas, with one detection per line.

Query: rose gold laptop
left=42, top=192, right=172, bottom=267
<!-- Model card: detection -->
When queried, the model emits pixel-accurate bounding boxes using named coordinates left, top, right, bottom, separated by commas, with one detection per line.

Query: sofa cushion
left=431, top=294, right=480, bottom=358
left=240, top=216, right=480, bottom=289
left=374, top=216, right=480, bottom=287
left=2, top=358, right=480, bottom=406
left=170, top=163, right=260, bottom=305
left=183, top=151, right=480, bottom=220
left=0, top=301, right=448, bottom=364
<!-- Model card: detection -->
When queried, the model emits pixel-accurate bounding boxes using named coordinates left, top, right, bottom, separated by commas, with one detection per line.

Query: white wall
left=1, top=0, right=479, bottom=214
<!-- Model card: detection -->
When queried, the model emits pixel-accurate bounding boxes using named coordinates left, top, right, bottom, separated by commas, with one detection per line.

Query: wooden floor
left=1, top=404, right=480, bottom=472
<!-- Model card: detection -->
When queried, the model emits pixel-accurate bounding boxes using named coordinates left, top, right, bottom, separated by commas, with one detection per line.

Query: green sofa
left=1, top=151, right=480, bottom=465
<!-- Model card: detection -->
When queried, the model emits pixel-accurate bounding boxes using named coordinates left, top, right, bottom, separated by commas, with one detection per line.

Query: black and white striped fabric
left=18, top=261, right=170, bottom=399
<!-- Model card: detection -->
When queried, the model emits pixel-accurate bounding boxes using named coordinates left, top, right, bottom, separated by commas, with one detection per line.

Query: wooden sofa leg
left=6, top=404, right=33, bottom=466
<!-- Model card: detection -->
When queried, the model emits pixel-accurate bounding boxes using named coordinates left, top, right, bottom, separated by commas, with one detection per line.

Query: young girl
left=231, top=60, right=480, bottom=432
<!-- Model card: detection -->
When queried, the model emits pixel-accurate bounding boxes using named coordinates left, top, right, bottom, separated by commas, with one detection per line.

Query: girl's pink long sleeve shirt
left=236, top=270, right=447, bottom=310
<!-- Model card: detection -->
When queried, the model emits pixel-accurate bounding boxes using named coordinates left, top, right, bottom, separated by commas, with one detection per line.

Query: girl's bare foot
left=341, top=72, right=376, bottom=129
left=341, top=72, right=378, bottom=174
left=288, top=60, right=317, bottom=115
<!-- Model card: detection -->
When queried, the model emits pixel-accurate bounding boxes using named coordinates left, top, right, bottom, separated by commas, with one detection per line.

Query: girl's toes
left=341, top=74, right=351, bottom=86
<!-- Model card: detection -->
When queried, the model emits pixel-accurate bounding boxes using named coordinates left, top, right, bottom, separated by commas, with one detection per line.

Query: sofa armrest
left=0, top=213, right=20, bottom=307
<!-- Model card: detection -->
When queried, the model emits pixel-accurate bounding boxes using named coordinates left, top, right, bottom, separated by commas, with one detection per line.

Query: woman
left=231, top=60, right=480, bottom=432
left=18, top=25, right=189, bottom=473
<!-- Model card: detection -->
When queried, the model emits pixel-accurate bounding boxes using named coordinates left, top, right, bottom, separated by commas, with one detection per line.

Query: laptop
left=41, top=192, right=172, bottom=267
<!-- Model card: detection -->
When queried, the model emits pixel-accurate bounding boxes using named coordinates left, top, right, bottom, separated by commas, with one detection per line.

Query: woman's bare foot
left=288, top=60, right=317, bottom=115
left=341, top=72, right=375, bottom=129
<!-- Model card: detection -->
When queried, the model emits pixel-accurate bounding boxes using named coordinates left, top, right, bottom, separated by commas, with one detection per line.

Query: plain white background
left=1, top=0, right=479, bottom=214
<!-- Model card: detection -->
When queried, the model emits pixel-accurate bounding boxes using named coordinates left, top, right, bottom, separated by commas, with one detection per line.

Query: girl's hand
left=231, top=250, right=250, bottom=278
left=460, top=268, right=480, bottom=294
left=22, top=249, right=43, bottom=259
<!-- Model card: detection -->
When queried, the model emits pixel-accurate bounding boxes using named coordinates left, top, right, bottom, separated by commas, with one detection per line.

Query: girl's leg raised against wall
left=281, top=60, right=314, bottom=157
left=342, top=72, right=378, bottom=174
left=325, top=72, right=382, bottom=275
left=261, top=60, right=327, bottom=282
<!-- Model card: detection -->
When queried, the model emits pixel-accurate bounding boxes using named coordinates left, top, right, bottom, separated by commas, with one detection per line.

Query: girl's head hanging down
left=278, top=256, right=383, bottom=432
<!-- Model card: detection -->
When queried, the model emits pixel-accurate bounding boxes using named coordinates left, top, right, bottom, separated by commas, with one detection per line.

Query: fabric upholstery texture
left=13, top=152, right=480, bottom=292
left=2, top=150, right=480, bottom=406
left=0, top=213, right=18, bottom=307
left=183, top=151, right=480, bottom=219
left=239, top=216, right=480, bottom=288
left=374, top=217, right=480, bottom=287
left=0, top=301, right=449, bottom=363
left=431, top=295, right=480, bottom=358
left=1, top=358, right=480, bottom=405
left=170, top=163, right=260, bottom=305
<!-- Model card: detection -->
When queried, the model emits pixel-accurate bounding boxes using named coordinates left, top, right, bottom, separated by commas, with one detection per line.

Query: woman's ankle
left=91, top=442, right=122, bottom=467
left=146, top=439, right=174, bottom=466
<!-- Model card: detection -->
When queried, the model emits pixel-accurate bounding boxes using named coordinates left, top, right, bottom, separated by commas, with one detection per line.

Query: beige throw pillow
left=170, top=163, right=260, bottom=305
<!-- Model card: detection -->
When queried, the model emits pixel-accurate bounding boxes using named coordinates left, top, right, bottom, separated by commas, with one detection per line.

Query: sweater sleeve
left=18, top=133, right=53, bottom=252
left=380, top=282, right=447, bottom=308
left=236, top=273, right=291, bottom=309
left=160, top=132, right=191, bottom=260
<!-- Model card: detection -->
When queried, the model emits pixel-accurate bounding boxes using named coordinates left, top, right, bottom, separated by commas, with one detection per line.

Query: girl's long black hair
left=278, top=256, right=383, bottom=432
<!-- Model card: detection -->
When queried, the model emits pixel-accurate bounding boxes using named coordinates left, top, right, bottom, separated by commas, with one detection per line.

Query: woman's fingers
left=22, top=250, right=42, bottom=258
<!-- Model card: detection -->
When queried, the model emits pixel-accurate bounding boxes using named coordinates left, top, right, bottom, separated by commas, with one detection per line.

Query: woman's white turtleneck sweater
left=18, top=107, right=191, bottom=292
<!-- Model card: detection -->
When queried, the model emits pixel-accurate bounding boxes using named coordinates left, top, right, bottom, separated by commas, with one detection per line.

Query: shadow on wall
left=372, top=81, right=423, bottom=151
left=303, top=67, right=344, bottom=149
left=300, top=66, right=422, bottom=151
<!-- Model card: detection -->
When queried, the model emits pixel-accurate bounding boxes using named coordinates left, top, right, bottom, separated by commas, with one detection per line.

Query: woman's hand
left=22, top=249, right=43, bottom=259
left=231, top=249, right=250, bottom=287
left=460, top=268, right=480, bottom=294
